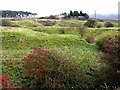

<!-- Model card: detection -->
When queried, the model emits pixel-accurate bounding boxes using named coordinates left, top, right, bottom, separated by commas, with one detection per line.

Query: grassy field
left=1, top=18, right=119, bottom=89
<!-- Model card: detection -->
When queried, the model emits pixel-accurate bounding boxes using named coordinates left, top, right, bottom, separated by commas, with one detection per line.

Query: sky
left=0, top=0, right=119, bottom=17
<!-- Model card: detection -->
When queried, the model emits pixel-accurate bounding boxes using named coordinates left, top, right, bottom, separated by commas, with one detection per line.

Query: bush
left=97, top=35, right=119, bottom=63
left=97, top=24, right=102, bottom=28
left=22, top=47, right=81, bottom=89
left=86, top=36, right=95, bottom=43
left=96, top=33, right=118, bottom=50
left=100, top=39, right=120, bottom=88
left=104, top=22, right=114, bottom=27
left=96, top=34, right=120, bottom=88
left=0, top=73, right=21, bottom=89
left=84, top=19, right=96, bottom=28
left=1, top=73, right=8, bottom=88
left=1, top=19, right=12, bottom=26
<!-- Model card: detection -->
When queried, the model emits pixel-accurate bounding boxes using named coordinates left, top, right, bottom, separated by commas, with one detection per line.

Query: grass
left=2, top=29, right=88, bottom=50
left=1, top=18, right=119, bottom=89
left=2, top=44, right=102, bottom=87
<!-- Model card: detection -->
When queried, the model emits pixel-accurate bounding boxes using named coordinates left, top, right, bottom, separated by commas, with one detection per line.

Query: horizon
left=0, top=0, right=119, bottom=17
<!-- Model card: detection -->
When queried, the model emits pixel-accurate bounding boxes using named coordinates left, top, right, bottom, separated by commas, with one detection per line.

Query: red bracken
left=0, top=73, right=8, bottom=88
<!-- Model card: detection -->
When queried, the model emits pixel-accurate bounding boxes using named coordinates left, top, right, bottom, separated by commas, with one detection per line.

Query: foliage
left=1, top=10, right=37, bottom=18
left=97, top=24, right=102, bottom=28
left=96, top=32, right=120, bottom=88
left=84, top=19, right=96, bottom=28
left=0, top=73, right=21, bottom=89
left=96, top=32, right=118, bottom=50
left=0, top=73, right=7, bottom=88
left=2, top=50, right=31, bottom=88
left=104, top=22, right=114, bottom=27
left=1, top=18, right=119, bottom=89
left=22, top=47, right=82, bottom=88
left=1, top=19, right=12, bottom=26
left=67, top=10, right=89, bottom=19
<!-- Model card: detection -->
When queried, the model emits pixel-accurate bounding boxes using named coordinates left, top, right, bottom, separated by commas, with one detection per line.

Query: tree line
left=0, top=10, right=37, bottom=18
left=61, top=10, right=89, bottom=19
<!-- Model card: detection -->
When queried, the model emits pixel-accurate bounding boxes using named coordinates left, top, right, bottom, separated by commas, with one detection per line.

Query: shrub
left=102, top=39, right=119, bottom=53
left=0, top=73, right=8, bottom=88
left=104, top=22, right=114, bottom=27
left=100, top=39, right=120, bottom=88
left=96, top=34, right=120, bottom=88
left=0, top=73, right=21, bottom=89
left=86, top=36, right=95, bottom=43
left=84, top=19, right=96, bottom=28
left=22, top=47, right=82, bottom=89
left=97, top=24, right=102, bottom=28
left=96, top=33, right=118, bottom=50
left=1, top=19, right=12, bottom=26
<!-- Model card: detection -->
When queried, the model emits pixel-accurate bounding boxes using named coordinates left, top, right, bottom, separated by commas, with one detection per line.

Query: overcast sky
left=0, top=0, right=119, bottom=16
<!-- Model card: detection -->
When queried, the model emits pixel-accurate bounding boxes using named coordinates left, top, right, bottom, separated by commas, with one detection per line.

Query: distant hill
left=89, top=14, right=118, bottom=20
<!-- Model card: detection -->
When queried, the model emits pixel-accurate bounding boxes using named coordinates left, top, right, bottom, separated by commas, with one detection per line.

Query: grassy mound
left=2, top=27, right=88, bottom=50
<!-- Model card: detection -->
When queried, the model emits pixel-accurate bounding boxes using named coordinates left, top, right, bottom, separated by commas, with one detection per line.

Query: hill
left=90, top=14, right=118, bottom=19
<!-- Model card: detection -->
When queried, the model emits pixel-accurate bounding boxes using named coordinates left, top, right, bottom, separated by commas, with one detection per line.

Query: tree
left=61, top=12, right=67, bottom=16
left=70, top=10, right=73, bottom=17
left=1, top=10, right=37, bottom=18
left=73, top=11, right=79, bottom=17
left=61, top=10, right=89, bottom=19
left=79, top=11, right=83, bottom=16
